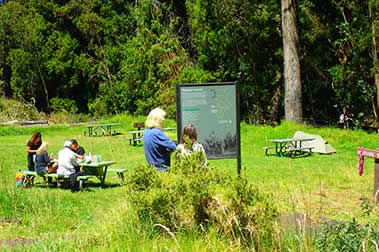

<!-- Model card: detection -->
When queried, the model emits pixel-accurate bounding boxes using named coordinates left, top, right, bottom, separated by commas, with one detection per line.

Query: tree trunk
left=282, top=0, right=303, bottom=123
left=38, top=65, right=49, bottom=111
left=369, top=1, right=378, bottom=121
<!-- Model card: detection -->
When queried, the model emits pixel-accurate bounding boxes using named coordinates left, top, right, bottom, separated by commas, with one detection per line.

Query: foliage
left=50, top=97, right=78, bottom=114
left=314, top=219, right=379, bottom=251
left=128, top=158, right=280, bottom=249
left=0, top=0, right=377, bottom=123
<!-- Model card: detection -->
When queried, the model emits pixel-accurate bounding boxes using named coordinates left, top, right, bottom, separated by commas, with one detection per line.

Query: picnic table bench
left=17, top=170, right=94, bottom=190
left=264, top=137, right=315, bottom=157
left=84, top=123, right=121, bottom=137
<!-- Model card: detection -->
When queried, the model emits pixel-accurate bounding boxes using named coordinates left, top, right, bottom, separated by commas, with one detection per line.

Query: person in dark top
left=71, top=139, right=85, bottom=156
left=35, top=142, right=56, bottom=176
left=26, top=132, right=42, bottom=171
left=143, top=108, right=176, bottom=172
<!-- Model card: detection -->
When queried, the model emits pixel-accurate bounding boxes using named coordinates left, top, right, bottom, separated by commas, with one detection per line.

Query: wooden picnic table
left=80, top=160, right=116, bottom=187
left=84, top=123, right=121, bottom=137
left=267, top=137, right=315, bottom=157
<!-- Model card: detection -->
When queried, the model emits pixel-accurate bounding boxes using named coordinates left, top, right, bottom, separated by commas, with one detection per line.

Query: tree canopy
left=0, top=0, right=377, bottom=124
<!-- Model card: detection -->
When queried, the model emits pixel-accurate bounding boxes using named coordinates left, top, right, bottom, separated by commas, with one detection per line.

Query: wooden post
left=356, top=148, right=379, bottom=201
left=375, top=159, right=379, bottom=201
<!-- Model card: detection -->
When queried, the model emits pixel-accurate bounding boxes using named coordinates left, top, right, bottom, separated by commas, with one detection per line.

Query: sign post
left=176, top=82, right=241, bottom=175
left=356, top=147, right=379, bottom=201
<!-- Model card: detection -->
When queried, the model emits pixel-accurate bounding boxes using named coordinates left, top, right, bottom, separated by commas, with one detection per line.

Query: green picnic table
left=80, top=160, right=116, bottom=187
left=264, top=137, right=315, bottom=157
left=84, top=123, right=121, bottom=137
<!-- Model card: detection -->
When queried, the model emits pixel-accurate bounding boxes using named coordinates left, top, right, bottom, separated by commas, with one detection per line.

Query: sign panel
left=177, top=82, right=240, bottom=160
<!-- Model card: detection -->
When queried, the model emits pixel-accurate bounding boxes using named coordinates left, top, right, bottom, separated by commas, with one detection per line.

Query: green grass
left=0, top=115, right=378, bottom=250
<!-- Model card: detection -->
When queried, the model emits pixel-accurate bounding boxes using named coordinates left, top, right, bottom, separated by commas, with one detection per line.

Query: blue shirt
left=143, top=128, right=176, bottom=170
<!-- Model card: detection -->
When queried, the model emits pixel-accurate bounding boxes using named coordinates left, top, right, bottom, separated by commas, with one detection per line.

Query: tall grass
left=0, top=118, right=378, bottom=250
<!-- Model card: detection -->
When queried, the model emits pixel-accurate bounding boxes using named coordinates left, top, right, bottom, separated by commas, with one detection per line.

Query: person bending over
left=143, top=108, right=176, bottom=172
left=26, top=132, right=42, bottom=171
left=71, top=139, right=85, bottom=156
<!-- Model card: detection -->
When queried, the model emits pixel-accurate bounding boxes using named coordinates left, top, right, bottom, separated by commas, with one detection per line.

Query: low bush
left=0, top=98, right=41, bottom=121
left=128, top=156, right=280, bottom=249
left=314, top=219, right=379, bottom=251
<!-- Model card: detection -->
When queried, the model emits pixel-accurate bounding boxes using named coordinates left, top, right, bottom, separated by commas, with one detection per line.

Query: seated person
left=57, top=140, right=79, bottom=176
left=143, top=108, right=176, bottom=172
left=176, top=124, right=207, bottom=167
left=57, top=140, right=83, bottom=192
left=71, top=139, right=85, bottom=157
left=35, top=142, right=57, bottom=176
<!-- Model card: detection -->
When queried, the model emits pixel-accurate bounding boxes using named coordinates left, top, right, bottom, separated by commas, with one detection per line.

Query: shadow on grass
left=32, top=180, right=124, bottom=192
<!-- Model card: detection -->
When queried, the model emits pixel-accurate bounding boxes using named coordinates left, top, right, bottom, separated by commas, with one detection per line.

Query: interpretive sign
left=176, top=82, right=241, bottom=173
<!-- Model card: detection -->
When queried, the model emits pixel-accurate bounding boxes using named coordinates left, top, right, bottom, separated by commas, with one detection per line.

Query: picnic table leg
left=279, top=143, right=286, bottom=157
left=275, top=143, right=279, bottom=156
left=101, top=166, right=108, bottom=187
left=133, top=134, right=137, bottom=146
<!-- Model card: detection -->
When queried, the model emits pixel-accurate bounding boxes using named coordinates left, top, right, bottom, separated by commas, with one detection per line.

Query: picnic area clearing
left=0, top=117, right=378, bottom=250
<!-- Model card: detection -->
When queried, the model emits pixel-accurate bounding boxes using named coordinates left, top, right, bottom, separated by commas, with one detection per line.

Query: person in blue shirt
left=143, top=108, right=176, bottom=172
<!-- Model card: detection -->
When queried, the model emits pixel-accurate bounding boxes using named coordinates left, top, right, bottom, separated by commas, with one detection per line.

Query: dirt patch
left=0, top=217, right=22, bottom=225
left=280, top=213, right=326, bottom=233
left=0, top=237, right=37, bottom=248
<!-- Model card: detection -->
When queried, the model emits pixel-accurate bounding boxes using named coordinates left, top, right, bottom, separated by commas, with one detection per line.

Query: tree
left=369, top=0, right=378, bottom=121
left=282, top=0, right=302, bottom=123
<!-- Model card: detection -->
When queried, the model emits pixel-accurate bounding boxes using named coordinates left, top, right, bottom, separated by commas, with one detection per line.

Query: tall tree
left=282, top=0, right=302, bottom=123
left=369, top=0, right=378, bottom=121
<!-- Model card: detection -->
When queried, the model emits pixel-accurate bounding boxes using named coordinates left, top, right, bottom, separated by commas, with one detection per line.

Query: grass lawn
left=0, top=115, right=378, bottom=250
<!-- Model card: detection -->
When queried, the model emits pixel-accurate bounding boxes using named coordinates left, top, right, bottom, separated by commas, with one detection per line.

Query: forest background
left=0, top=0, right=378, bottom=124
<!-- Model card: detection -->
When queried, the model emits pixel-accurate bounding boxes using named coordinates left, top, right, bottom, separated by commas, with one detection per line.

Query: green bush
left=314, top=219, right=379, bottom=251
left=50, top=98, right=78, bottom=114
left=127, top=157, right=280, bottom=249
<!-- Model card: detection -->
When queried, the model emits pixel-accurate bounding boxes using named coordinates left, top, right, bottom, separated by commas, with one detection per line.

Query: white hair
left=64, top=140, right=72, bottom=148
left=145, top=108, right=166, bottom=129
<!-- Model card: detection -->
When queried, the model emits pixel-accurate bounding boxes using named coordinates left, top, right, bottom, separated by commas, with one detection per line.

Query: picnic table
left=84, top=123, right=121, bottom=137
left=80, top=160, right=116, bottom=187
left=128, top=130, right=144, bottom=146
left=128, top=127, right=176, bottom=146
left=265, top=137, right=315, bottom=157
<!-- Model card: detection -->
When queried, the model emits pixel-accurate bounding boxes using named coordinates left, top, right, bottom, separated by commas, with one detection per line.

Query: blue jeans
left=155, top=165, right=168, bottom=172
left=36, top=166, right=46, bottom=176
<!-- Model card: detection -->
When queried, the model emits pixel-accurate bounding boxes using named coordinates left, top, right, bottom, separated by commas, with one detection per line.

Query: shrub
left=50, top=98, right=78, bottom=114
left=0, top=98, right=41, bottom=121
left=127, top=157, right=280, bottom=249
left=314, top=219, right=379, bottom=251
